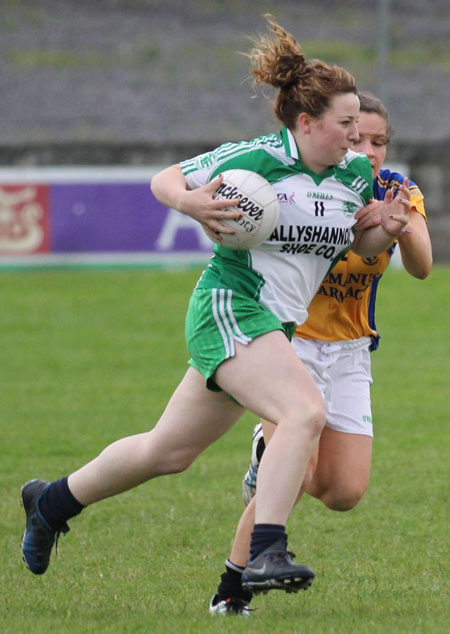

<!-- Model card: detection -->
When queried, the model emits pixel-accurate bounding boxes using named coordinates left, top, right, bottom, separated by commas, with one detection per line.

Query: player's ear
left=297, top=112, right=313, bottom=134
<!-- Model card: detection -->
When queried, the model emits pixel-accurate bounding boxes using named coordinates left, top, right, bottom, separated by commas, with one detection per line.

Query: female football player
left=20, top=17, right=410, bottom=599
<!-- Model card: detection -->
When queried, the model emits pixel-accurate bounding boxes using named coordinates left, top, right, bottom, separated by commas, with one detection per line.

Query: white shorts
left=292, top=336, right=373, bottom=437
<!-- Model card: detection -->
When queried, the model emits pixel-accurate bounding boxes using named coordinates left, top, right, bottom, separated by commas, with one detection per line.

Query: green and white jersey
left=180, top=127, right=373, bottom=326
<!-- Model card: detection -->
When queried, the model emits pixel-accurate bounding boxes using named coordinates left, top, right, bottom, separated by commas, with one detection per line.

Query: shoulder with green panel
left=335, top=150, right=374, bottom=205
left=204, top=132, right=286, bottom=182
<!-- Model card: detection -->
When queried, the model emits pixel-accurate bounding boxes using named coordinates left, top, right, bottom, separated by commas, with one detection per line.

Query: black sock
left=249, top=523, right=287, bottom=560
left=38, top=477, right=85, bottom=530
left=217, top=560, right=253, bottom=602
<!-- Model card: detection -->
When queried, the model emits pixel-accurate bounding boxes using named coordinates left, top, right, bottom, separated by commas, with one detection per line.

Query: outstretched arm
left=150, top=164, right=241, bottom=241
left=353, top=183, right=432, bottom=279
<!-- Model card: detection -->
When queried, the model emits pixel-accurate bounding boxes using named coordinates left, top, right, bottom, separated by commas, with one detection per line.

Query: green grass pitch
left=1, top=266, right=448, bottom=633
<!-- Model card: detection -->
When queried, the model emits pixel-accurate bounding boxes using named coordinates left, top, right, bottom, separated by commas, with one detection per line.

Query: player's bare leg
left=21, top=367, right=244, bottom=574
left=22, top=329, right=324, bottom=590
left=215, top=331, right=325, bottom=524
left=303, top=427, right=372, bottom=510
left=214, top=330, right=325, bottom=593
left=68, top=367, right=244, bottom=504
left=217, top=423, right=370, bottom=603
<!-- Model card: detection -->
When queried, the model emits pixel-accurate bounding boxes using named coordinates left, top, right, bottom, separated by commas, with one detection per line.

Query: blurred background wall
left=0, top=0, right=449, bottom=261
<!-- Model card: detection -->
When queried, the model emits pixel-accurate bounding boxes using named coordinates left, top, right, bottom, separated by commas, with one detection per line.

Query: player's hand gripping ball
left=211, top=169, right=280, bottom=250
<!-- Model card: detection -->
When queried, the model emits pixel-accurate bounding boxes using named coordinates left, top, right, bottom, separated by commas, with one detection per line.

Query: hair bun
left=273, top=55, right=308, bottom=88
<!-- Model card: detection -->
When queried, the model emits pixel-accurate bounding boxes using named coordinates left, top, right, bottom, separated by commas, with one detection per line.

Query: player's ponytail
left=247, top=14, right=357, bottom=129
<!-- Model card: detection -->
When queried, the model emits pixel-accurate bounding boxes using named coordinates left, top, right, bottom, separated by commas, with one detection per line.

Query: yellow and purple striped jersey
left=296, top=169, right=426, bottom=350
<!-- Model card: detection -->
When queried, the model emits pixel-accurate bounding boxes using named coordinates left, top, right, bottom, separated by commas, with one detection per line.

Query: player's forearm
left=351, top=225, right=395, bottom=257
left=398, top=214, right=433, bottom=279
left=150, top=164, right=189, bottom=212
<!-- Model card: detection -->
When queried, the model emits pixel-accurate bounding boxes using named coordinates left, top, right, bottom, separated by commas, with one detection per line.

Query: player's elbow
left=403, top=257, right=433, bottom=280
left=150, top=172, right=162, bottom=198
left=418, top=255, right=433, bottom=279
left=414, top=268, right=431, bottom=280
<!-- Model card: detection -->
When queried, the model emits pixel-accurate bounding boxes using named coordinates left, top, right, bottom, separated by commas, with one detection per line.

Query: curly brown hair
left=247, top=14, right=357, bottom=129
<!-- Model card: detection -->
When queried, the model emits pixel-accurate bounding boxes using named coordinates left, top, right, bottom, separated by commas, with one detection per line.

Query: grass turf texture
left=1, top=266, right=448, bottom=633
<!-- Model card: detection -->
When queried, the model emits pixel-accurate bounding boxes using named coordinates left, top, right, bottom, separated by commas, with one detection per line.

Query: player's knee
left=164, top=449, right=198, bottom=474
left=302, top=399, right=326, bottom=437
left=321, top=485, right=367, bottom=511
left=147, top=444, right=198, bottom=476
left=281, top=403, right=325, bottom=443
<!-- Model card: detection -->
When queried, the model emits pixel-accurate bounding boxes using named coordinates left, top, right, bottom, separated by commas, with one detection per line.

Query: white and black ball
left=211, top=169, right=280, bottom=250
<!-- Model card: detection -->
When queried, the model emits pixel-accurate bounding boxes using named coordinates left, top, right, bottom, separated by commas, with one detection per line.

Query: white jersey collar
left=285, top=127, right=299, bottom=160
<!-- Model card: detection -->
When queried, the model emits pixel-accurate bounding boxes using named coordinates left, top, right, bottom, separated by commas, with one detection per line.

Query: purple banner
left=49, top=183, right=212, bottom=254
